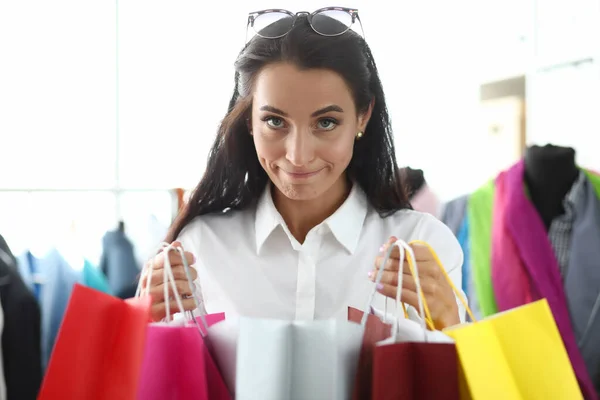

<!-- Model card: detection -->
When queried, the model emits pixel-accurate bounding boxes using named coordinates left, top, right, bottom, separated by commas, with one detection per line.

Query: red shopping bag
left=348, top=307, right=392, bottom=400
left=38, top=284, right=151, bottom=400
left=373, top=340, right=459, bottom=400
left=350, top=239, right=461, bottom=400
left=137, top=313, right=230, bottom=400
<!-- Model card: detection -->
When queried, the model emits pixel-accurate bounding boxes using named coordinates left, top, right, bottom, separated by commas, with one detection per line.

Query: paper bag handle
left=401, top=240, right=477, bottom=330
left=361, top=239, right=428, bottom=338
left=135, top=242, right=210, bottom=335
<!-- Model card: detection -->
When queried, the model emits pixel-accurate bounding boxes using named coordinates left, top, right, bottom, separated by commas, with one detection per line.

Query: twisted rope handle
left=400, top=240, right=476, bottom=330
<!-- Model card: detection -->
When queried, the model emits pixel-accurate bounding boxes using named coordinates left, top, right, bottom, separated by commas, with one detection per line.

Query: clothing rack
left=536, top=57, right=594, bottom=74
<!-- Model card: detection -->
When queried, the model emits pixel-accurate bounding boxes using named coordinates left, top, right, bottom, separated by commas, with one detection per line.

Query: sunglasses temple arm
left=355, top=14, right=365, bottom=39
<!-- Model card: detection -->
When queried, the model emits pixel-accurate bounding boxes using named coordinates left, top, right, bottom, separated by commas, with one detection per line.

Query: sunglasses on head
left=246, top=7, right=364, bottom=42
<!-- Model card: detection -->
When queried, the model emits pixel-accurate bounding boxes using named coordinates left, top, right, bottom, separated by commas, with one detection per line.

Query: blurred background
left=1, top=0, right=600, bottom=396
left=0, top=0, right=599, bottom=288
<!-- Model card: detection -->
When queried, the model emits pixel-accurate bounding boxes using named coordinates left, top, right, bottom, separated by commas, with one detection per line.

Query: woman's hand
left=369, top=236, right=460, bottom=329
left=141, top=241, right=198, bottom=322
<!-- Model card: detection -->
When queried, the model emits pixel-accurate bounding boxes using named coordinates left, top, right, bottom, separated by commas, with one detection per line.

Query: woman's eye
left=266, top=117, right=284, bottom=128
left=317, top=118, right=337, bottom=131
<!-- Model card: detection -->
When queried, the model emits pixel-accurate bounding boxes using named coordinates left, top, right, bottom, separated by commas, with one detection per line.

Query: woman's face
left=251, top=62, right=372, bottom=202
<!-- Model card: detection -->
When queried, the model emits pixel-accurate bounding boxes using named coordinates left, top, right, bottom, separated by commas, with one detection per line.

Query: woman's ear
left=358, top=98, right=375, bottom=131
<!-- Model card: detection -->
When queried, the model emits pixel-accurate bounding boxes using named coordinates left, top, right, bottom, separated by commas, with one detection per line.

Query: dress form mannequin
left=524, top=144, right=579, bottom=229
left=401, top=167, right=425, bottom=200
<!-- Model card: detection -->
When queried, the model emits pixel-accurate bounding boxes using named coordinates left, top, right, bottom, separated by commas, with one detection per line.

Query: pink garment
left=498, top=160, right=596, bottom=400
left=410, top=184, right=441, bottom=218
left=491, top=171, right=534, bottom=312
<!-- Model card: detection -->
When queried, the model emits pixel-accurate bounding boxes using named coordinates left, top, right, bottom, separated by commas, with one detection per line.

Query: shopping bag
left=348, top=307, right=392, bottom=400
left=444, top=298, right=584, bottom=400
left=136, top=244, right=231, bottom=400
left=355, top=239, right=460, bottom=400
left=207, top=259, right=384, bottom=400
left=137, top=319, right=230, bottom=400
left=208, top=316, right=364, bottom=400
left=38, top=284, right=151, bottom=400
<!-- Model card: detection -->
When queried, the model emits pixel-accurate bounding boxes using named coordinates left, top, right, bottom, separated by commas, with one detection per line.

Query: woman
left=145, top=8, right=465, bottom=329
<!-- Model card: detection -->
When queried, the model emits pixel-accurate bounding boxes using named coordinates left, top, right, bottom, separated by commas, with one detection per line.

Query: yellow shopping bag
left=444, top=299, right=582, bottom=400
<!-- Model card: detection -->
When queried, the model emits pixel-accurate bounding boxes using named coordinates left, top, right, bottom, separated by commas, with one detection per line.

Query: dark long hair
left=166, top=16, right=410, bottom=242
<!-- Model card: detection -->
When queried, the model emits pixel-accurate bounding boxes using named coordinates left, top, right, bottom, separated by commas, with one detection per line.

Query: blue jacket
left=17, top=249, right=81, bottom=370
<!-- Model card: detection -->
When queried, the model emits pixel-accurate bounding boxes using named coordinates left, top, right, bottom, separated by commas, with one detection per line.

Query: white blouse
left=178, top=184, right=465, bottom=323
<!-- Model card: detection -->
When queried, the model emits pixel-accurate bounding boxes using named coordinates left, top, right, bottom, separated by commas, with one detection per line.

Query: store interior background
left=1, top=0, right=598, bottom=268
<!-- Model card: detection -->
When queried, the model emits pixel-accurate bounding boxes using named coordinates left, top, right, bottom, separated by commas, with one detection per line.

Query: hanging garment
left=410, top=184, right=441, bottom=218
left=0, top=240, right=42, bottom=400
left=401, top=167, right=426, bottom=198
left=100, top=229, right=140, bottom=296
left=491, top=170, right=535, bottom=312
left=440, top=195, right=469, bottom=235
left=456, top=216, right=471, bottom=301
left=17, top=249, right=82, bottom=370
left=0, top=297, right=6, bottom=400
left=467, top=180, right=496, bottom=317
left=467, top=160, right=600, bottom=399
left=82, top=259, right=112, bottom=295
left=0, top=235, right=16, bottom=268
left=565, top=171, right=600, bottom=396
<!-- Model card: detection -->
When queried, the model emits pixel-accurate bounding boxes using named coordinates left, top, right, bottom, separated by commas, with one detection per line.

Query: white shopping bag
left=207, top=316, right=364, bottom=400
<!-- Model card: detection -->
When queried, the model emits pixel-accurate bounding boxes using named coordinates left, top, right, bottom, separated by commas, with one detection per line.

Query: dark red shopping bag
left=39, top=284, right=151, bottom=400
left=372, top=341, right=459, bottom=400
left=348, top=307, right=392, bottom=400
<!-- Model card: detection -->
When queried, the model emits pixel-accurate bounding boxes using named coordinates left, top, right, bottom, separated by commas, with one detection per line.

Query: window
left=0, top=1, right=117, bottom=189
left=0, top=191, right=117, bottom=265
left=119, top=191, right=174, bottom=263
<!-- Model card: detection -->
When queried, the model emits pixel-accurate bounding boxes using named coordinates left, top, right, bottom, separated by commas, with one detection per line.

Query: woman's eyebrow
left=311, top=105, right=344, bottom=117
left=259, top=105, right=288, bottom=116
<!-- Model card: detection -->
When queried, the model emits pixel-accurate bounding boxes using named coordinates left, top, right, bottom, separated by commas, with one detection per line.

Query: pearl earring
left=356, top=131, right=364, bottom=139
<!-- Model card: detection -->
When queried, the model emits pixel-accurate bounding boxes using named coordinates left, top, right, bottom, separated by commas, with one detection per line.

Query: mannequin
left=401, top=167, right=425, bottom=199
left=524, top=144, right=579, bottom=229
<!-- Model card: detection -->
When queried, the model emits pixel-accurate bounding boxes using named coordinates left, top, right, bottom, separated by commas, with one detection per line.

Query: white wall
left=1, top=0, right=598, bottom=205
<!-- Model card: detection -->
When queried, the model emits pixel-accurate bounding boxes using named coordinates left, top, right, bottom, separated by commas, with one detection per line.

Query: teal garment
left=83, top=260, right=112, bottom=295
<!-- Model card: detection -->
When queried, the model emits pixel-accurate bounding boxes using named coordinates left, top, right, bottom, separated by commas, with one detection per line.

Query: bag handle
left=135, top=242, right=209, bottom=335
left=161, top=244, right=189, bottom=321
left=360, top=239, right=428, bottom=340
left=401, top=240, right=477, bottom=330
left=172, top=243, right=210, bottom=335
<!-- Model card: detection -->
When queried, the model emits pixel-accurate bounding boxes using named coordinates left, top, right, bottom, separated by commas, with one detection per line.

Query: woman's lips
left=284, top=168, right=324, bottom=179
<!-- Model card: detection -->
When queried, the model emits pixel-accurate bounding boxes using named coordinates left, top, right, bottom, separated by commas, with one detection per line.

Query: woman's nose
left=286, top=129, right=315, bottom=167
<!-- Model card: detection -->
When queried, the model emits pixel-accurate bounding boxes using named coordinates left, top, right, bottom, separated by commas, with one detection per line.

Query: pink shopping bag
left=137, top=313, right=229, bottom=400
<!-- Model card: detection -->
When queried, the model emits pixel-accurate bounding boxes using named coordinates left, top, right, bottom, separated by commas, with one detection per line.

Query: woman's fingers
left=142, top=264, right=197, bottom=290
left=369, top=270, right=398, bottom=286
left=150, top=249, right=195, bottom=270
left=147, top=265, right=195, bottom=284
left=373, top=254, right=401, bottom=271
left=148, top=280, right=193, bottom=303
left=151, top=298, right=197, bottom=321
left=375, top=283, right=420, bottom=306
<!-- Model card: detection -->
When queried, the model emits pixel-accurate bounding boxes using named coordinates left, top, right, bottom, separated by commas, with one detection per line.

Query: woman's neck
left=272, top=176, right=351, bottom=244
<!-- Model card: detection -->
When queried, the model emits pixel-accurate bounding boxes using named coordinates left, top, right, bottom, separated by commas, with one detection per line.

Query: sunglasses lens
left=311, top=10, right=353, bottom=36
left=253, top=12, right=294, bottom=38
